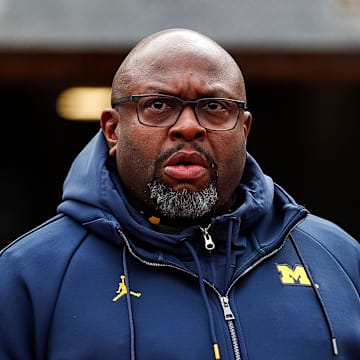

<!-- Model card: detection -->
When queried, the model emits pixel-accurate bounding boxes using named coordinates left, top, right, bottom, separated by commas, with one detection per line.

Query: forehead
left=115, top=34, right=244, bottom=98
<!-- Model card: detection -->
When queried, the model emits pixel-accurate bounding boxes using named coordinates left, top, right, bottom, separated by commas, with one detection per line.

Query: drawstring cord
left=225, top=220, right=233, bottom=288
left=289, top=234, right=339, bottom=356
left=184, top=241, right=221, bottom=360
left=122, top=246, right=136, bottom=360
left=225, top=217, right=240, bottom=289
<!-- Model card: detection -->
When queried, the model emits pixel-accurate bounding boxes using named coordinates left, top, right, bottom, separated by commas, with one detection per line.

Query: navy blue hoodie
left=1, top=130, right=359, bottom=359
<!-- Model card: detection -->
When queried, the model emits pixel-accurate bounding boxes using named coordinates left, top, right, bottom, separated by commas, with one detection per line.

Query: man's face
left=102, top=40, right=251, bottom=221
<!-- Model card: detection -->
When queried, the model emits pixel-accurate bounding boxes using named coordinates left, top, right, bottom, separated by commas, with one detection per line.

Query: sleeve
left=0, top=249, right=36, bottom=359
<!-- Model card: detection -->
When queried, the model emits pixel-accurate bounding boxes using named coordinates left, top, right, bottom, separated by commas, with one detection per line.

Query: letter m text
left=276, top=264, right=312, bottom=286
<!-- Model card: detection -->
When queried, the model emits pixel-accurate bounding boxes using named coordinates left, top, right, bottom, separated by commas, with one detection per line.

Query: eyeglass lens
left=136, top=95, right=240, bottom=130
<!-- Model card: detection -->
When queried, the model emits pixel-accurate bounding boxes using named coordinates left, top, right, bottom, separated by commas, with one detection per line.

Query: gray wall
left=1, top=0, right=360, bottom=50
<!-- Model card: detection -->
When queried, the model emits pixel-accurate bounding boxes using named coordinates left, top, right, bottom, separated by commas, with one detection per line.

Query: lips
left=163, top=151, right=209, bottom=181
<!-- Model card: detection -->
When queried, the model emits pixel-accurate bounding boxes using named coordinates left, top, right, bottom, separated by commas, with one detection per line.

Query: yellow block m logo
left=276, top=264, right=312, bottom=286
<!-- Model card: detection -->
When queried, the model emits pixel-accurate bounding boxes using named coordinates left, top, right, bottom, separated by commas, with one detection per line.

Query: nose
left=168, top=106, right=206, bottom=141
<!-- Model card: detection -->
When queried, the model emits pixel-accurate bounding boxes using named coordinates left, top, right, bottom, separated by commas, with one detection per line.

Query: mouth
left=163, top=151, right=209, bottom=182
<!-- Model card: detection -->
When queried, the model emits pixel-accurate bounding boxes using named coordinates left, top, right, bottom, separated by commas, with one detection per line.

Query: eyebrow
left=134, top=81, right=235, bottom=99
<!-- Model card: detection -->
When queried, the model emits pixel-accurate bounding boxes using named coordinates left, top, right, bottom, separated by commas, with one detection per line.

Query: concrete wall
left=1, top=0, right=360, bottom=50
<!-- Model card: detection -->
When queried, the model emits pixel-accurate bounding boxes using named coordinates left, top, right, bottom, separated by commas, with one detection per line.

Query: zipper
left=117, top=216, right=306, bottom=360
left=201, top=224, right=215, bottom=251
left=220, top=296, right=235, bottom=321
left=220, top=296, right=241, bottom=360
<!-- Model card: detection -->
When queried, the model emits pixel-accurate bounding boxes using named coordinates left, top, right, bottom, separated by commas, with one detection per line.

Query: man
left=0, top=28, right=359, bottom=360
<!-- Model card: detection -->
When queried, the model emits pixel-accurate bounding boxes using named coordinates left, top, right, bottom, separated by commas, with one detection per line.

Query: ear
left=242, top=111, right=252, bottom=139
left=101, top=109, right=120, bottom=156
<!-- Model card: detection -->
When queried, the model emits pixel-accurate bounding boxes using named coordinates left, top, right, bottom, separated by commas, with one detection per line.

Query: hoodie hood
left=58, top=130, right=307, bottom=263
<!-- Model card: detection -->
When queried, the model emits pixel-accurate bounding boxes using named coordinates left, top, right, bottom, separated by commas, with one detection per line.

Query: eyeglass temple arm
left=111, top=96, right=135, bottom=108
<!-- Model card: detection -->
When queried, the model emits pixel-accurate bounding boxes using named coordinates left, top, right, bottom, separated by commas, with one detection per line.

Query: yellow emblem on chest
left=276, top=264, right=315, bottom=286
left=113, top=275, right=142, bottom=302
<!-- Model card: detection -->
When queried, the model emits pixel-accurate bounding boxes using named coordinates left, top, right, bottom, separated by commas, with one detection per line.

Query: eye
left=201, top=99, right=230, bottom=113
left=150, top=99, right=166, bottom=110
left=142, top=98, right=165, bottom=110
left=207, top=101, right=223, bottom=110
left=141, top=97, right=176, bottom=112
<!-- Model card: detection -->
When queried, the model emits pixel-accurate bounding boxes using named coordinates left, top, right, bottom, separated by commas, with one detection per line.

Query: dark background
left=1, top=49, right=359, bottom=248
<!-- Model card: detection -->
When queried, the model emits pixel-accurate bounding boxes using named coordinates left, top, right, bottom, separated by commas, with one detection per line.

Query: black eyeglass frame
left=111, top=93, right=248, bottom=131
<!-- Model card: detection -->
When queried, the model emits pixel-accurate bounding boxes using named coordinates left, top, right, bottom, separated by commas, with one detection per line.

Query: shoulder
left=295, top=213, right=359, bottom=251
left=0, top=214, right=88, bottom=267
left=0, top=215, right=90, bottom=354
left=0, top=214, right=90, bottom=311
left=293, top=213, right=359, bottom=291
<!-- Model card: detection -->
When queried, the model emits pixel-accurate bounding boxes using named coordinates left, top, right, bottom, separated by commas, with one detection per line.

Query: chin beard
left=147, top=180, right=218, bottom=220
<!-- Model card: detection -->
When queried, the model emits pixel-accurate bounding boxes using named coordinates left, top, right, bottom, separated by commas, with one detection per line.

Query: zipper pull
left=220, top=296, right=235, bottom=321
left=201, top=225, right=215, bottom=251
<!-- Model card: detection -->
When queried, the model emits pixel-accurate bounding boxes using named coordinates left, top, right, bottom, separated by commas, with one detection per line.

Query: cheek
left=220, top=146, right=245, bottom=179
left=116, top=126, right=162, bottom=191
left=214, top=134, right=247, bottom=191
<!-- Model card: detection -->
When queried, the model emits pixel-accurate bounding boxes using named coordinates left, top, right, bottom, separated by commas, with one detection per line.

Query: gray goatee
left=148, top=181, right=218, bottom=219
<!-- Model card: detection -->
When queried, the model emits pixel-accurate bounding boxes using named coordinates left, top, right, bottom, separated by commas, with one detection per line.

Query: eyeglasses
left=111, top=94, right=247, bottom=131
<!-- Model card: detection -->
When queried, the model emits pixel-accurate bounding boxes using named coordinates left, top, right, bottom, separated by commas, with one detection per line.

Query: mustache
left=155, top=143, right=217, bottom=171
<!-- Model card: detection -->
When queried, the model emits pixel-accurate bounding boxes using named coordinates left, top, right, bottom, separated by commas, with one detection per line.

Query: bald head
left=111, top=28, right=246, bottom=101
